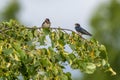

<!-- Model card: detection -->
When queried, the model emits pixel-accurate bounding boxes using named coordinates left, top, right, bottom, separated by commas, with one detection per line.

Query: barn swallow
left=42, top=18, right=51, bottom=28
left=75, top=23, right=92, bottom=36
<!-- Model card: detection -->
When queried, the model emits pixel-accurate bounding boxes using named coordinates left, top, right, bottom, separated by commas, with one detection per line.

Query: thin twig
left=0, top=26, right=86, bottom=40
left=50, top=27, right=85, bottom=39
left=26, top=27, right=86, bottom=40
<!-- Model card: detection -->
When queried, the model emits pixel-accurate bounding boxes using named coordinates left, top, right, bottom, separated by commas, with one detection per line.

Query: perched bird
left=75, top=23, right=92, bottom=36
left=41, top=18, right=51, bottom=28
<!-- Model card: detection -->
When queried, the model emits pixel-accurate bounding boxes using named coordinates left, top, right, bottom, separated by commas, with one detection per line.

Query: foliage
left=82, top=0, right=120, bottom=80
left=0, top=20, right=115, bottom=80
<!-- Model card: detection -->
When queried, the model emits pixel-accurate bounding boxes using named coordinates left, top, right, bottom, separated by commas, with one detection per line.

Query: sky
left=0, top=0, right=107, bottom=31
left=18, top=0, right=105, bottom=30
left=0, top=0, right=108, bottom=79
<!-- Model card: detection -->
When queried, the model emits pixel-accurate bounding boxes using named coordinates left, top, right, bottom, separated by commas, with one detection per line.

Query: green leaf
left=12, top=42, right=26, bottom=60
left=58, top=39, right=66, bottom=46
left=41, top=58, right=51, bottom=67
left=3, top=48, right=13, bottom=55
left=42, top=28, right=50, bottom=35
left=69, top=44, right=76, bottom=50
left=68, top=54, right=76, bottom=60
left=38, top=35, right=46, bottom=45
left=64, top=33, right=69, bottom=40
left=99, top=45, right=106, bottom=51
left=101, top=59, right=106, bottom=66
left=60, top=74, right=68, bottom=80
left=34, top=29, right=39, bottom=37
left=52, top=67, right=59, bottom=76
left=85, top=63, right=96, bottom=74
left=71, top=63, right=79, bottom=69
left=65, top=72, right=72, bottom=80
left=27, top=30, right=33, bottom=40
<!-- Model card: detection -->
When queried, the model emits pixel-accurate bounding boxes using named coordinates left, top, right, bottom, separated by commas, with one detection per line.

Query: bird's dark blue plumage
left=75, top=23, right=92, bottom=36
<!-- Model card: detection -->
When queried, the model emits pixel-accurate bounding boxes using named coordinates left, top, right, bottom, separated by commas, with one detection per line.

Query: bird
left=75, top=23, right=92, bottom=36
left=41, top=18, right=51, bottom=28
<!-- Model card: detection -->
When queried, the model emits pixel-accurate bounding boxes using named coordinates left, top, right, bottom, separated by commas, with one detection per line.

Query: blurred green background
left=82, top=0, right=120, bottom=80
left=0, top=0, right=119, bottom=80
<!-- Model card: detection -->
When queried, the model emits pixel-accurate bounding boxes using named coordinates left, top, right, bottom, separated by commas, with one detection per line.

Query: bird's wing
left=80, top=27, right=92, bottom=36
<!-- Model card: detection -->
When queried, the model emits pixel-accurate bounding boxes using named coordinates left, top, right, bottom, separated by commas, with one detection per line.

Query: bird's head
left=75, top=23, right=80, bottom=27
left=45, top=18, right=50, bottom=23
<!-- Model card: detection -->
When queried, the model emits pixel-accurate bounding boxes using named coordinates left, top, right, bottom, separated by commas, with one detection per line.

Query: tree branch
left=27, top=27, right=84, bottom=38
left=0, top=26, right=86, bottom=40
left=50, top=27, right=83, bottom=38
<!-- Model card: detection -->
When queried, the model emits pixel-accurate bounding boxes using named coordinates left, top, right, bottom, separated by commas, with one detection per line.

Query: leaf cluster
left=0, top=20, right=115, bottom=80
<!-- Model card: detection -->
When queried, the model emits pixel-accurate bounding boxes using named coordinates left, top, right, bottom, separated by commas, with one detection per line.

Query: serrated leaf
left=101, top=59, right=106, bottom=66
left=3, top=48, right=13, bottom=55
left=53, top=67, right=59, bottom=75
left=13, top=42, right=26, bottom=60
left=34, top=30, right=39, bottom=37
left=68, top=54, right=76, bottom=60
left=27, top=30, right=33, bottom=40
left=43, top=28, right=50, bottom=35
left=85, top=63, right=96, bottom=74
left=38, top=35, right=46, bottom=45
left=69, top=44, right=76, bottom=50
left=65, top=72, right=72, bottom=80
left=71, top=64, right=79, bottom=69
left=60, top=74, right=68, bottom=80
left=99, top=45, right=106, bottom=51
left=41, top=58, right=51, bottom=67
left=64, top=33, right=69, bottom=40
left=58, top=39, right=65, bottom=46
